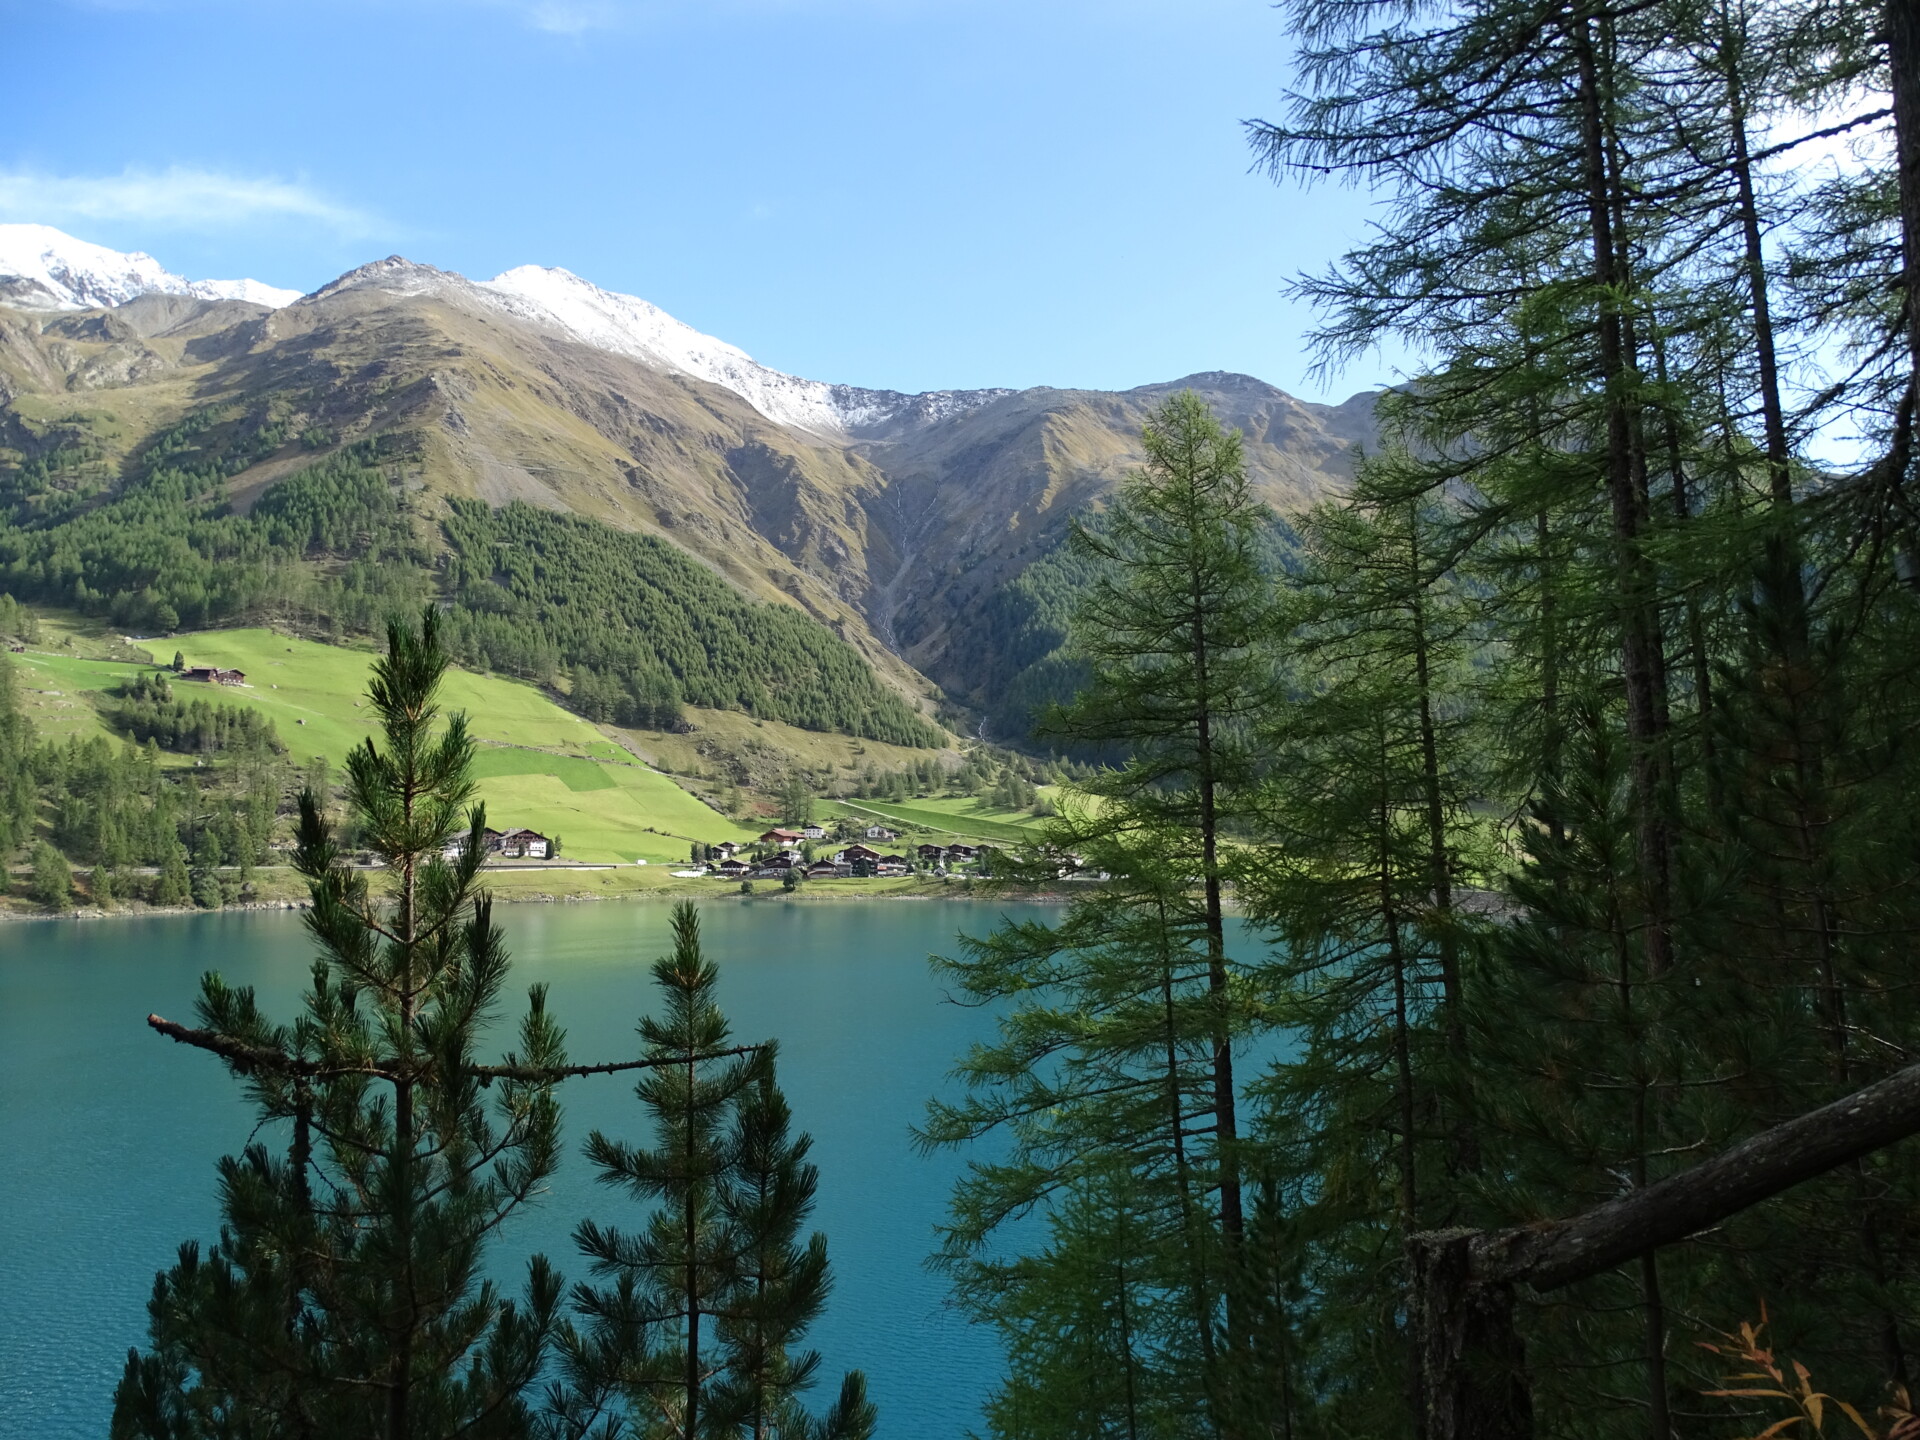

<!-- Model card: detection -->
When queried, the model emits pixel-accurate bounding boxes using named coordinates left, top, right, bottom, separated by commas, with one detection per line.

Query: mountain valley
left=0, top=225, right=1378, bottom=743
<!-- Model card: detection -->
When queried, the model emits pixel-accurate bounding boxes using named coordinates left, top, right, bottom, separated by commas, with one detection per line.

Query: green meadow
left=832, top=796, right=1047, bottom=845
left=13, top=627, right=759, bottom=863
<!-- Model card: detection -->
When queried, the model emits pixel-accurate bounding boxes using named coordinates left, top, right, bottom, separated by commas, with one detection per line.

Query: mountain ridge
left=0, top=224, right=302, bottom=312
left=0, top=224, right=1378, bottom=740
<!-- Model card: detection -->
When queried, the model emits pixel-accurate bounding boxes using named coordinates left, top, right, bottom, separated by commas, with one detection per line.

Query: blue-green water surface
left=0, top=900, right=1040, bottom=1439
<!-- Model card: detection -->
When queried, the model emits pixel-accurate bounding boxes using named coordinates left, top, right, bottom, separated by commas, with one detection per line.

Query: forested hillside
left=0, top=410, right=939, bottom=745
left=439, top=501, right=942, bottom=745
left=915, top=1, right=1920, bottom=1434
left=962, top=515, right=1303, bottom=743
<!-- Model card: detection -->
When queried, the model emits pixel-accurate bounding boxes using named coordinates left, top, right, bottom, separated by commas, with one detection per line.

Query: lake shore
left=0, top=867, right=1080, bottom=923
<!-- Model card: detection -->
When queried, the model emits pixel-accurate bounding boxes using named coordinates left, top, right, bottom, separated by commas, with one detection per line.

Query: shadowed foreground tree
left=543, top=903, right=875, bottom=1440
left=110, top=613, right=816, bottom=1440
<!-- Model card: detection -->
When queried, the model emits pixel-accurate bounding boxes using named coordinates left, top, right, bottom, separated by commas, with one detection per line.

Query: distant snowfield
left=480, top=263, right=864, bottom=437
left=0, top=222, right=1007, bottom=437
left=0, top=223, right=302, bottom=310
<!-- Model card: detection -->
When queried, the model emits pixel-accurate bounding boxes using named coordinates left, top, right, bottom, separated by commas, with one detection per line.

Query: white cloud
left=0, top=166, right=379, bottom=236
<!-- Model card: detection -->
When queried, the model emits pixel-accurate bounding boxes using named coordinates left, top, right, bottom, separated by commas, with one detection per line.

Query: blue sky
left=3, top=0, right=1394, bottom=401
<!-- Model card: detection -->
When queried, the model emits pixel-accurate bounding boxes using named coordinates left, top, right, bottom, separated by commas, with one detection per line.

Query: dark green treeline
left=927, top=0, right=1920, bottom=1419
left=0, top=419, right=939, bottom=746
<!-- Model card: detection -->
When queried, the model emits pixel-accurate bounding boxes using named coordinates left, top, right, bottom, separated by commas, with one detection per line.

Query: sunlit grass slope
left=9, top=650, right=145, bottom=747
left=66, top=627, right=762, bottom=863
left=832, top=797, right=1047, bottom=844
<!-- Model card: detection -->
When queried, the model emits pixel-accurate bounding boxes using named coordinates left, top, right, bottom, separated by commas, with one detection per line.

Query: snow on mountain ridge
left=0, top=224, right=302, bottom=311
left=480, top=264, right=1008, bottom=438
left=0, top=226, right=1009, bottom=438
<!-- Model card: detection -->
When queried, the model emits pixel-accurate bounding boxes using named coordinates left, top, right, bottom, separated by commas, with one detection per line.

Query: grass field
left=831, top=797, right=1047, bottom=844
left=10, top=626, right=759, bottom=863
left=9, top=649, right=151, bottom=748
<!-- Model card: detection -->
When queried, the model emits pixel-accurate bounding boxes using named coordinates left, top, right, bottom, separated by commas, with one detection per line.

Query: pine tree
left=779, top=774, right=814, bottom=829
left=572, top=901, right=760, bottom=1440
left=29, top=840, right=71, bottom=911
left=115, top=607, right=572, bottom=1440
left=0, top=653, right=37, bottom=857
left=560, top=902, right=872, bottom=1440
left=151, top=842, right=191, bottom=908
left=712, top=1073, right=874, bottom=1440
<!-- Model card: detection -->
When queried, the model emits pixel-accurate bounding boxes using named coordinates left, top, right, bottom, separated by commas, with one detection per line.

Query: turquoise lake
left=0, top=899, right=1048, bottom=1439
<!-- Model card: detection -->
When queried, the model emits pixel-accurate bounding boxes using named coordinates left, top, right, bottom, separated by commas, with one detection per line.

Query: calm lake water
left=0, top=899, right=1047, bottom=1439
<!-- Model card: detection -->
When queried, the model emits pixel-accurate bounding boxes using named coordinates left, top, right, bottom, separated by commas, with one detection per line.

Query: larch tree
left=1042, top=389, right=1280, bottom=1259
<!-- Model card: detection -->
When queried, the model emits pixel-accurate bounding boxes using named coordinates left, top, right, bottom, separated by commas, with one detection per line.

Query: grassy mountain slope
left=0, top=262, right=1375, bottom=747
left=14, top=624, right=761, bottom=861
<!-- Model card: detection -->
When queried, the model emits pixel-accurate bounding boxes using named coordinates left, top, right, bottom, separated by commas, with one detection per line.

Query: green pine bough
left=115, top=607, right=873, bottom=1440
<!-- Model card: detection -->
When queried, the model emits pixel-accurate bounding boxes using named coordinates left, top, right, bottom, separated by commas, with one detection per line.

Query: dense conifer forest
left=914, top=0, right=1920, bottom=1433
left=0, top=417, right=939, bottom=746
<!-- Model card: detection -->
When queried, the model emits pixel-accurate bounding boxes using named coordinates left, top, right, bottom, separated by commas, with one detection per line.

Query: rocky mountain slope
left=0, top=227, right=1377, bottom=736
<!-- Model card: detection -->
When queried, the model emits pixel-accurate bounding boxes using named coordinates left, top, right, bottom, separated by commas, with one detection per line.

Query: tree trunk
left=1573, top=11, right=1673, bottom=980
left=1891, top=0, right=1920, bottom=390
left=686, top=1044, right=702, bottom=1440
left=1408, top=1231, right=1532, bottom=1440
left=1405, top=505, right=1476, bottom=1175
left=1411, top=1052, right=1920, bottom=1436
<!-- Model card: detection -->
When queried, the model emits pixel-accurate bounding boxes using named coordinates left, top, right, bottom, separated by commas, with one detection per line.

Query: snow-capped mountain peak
left=479, top=264, right=1011, bottom=439
left=0, top=223, right=303, bottom=311
left=0, top=225, right=1008, bottom=438
left=482, top=264, right=868, bottom=437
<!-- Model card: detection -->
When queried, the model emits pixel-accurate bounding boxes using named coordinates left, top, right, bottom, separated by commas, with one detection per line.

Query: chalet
left=836, top=844, right=881, bottom=864
left=917, top=843, right=946, bottom=861
left=712, top=841, right=740, bottom=859
left=759, top=828, right=804, bottom=845
left=946, top=844, right=978, bottom=862
left=878, top=854, right=908, bottom=867
left=183, top=666, right=247, bottom=686
left=876, top=859, right=909, bottom=877
left=801, top=824, right=827, bottom=840
left=442, top=827, right=506, bottom=861
left=864, top=825, right=899, bottom=841
left=493, top=828, right=551, bottom=859
left=716, top=860, right=750, bottom=878
left=806, top=861, right=845, bottom=879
